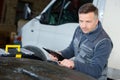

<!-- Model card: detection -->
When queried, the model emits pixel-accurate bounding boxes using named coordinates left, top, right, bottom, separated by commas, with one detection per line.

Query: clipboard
left=43, top=47, right=64, bottom=61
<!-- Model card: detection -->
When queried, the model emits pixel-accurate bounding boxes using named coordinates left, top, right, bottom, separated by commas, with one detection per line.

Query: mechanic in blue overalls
left=49, top=3, right=113, bottom=80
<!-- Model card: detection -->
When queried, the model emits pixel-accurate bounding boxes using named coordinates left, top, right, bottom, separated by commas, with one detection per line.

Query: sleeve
left=74, top=39, right=113, bottom=78
left=60, top=41, right=74, bottom=59
left=60, top=27, right=79, bottom=59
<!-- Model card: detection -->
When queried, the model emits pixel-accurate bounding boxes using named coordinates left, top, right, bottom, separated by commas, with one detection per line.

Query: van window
left=40, top=0, right=93, bottom=25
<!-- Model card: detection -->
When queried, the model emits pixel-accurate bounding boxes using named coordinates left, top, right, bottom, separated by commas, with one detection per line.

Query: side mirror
left=39, top=12, right=49, bottom=24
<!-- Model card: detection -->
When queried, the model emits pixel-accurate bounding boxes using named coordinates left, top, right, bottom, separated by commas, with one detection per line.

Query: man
left=50, top=3, right=113, bottom=80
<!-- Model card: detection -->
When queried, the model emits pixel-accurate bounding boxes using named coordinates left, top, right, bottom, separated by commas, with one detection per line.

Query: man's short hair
left=78, top=3, right=98, bottom=17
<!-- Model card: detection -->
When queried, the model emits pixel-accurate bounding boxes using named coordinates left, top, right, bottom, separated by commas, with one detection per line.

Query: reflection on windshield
left=40, top=0, right=93, bottom=25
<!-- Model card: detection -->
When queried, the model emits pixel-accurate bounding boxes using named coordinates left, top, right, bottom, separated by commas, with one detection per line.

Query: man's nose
left=81, top=22, right=87, bottom=28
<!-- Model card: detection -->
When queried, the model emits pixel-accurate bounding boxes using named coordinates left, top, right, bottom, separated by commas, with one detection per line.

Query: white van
left=22, top=0, right=104, bottom=59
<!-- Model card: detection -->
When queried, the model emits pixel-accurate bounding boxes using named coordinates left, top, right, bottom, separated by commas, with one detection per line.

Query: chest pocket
left=79, top=44, right=94, bottom=63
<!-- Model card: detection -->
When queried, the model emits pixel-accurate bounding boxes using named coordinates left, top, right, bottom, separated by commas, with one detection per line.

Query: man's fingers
left=58, top=59, right=74, bottom=69
left=49, top=54, right=58, bottom=61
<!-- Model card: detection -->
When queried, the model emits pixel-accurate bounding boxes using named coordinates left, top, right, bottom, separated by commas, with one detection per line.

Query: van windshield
left=40, top=0, right=93, bottom=25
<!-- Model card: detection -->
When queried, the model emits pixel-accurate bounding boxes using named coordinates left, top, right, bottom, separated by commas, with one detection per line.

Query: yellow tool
left=5, top=45, right=22, bottom=58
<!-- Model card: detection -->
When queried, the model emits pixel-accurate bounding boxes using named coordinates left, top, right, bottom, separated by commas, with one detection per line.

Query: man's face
left=78, top=12, right=98, bottom=33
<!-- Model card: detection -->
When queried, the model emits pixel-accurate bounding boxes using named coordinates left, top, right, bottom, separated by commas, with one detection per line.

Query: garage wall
left=103, top=1, right=120, bottom=79
left=103, top=0, right=120, bottom=70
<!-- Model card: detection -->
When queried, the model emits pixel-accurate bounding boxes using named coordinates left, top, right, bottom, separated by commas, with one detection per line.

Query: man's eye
left=86, top=21, right=91, bottom=23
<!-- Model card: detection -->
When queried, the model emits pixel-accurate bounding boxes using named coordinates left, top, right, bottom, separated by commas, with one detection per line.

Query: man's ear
left=96, top=18, right=99, bottom=25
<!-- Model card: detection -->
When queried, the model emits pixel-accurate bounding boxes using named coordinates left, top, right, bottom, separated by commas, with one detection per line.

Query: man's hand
left=49, top=53, right=59, bottom=61
left=59, top=59, right=74, bottom=69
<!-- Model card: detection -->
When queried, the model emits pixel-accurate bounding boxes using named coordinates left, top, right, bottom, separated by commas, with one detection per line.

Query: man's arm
left=60, top=27, right=80, bottom=59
